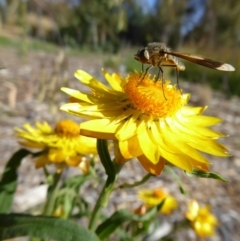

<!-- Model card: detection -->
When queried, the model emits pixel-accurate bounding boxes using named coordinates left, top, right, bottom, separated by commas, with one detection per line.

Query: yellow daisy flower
left=60, top=70, right=228, bottom=175
left=185, top=200, right=219, bottom=238
left=15, top=119, right=97, bottom=169
left=138, top=188, right=178, bottom=214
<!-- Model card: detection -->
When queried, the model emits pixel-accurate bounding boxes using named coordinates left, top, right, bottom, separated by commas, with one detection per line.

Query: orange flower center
left=55, top=120, right=80, bottom=137
left=123, top=72, right=184, bottom=118
left=153, top=188, right=167, bottom=199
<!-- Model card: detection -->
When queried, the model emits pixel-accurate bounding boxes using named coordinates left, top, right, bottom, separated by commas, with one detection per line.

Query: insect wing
left=166, top=51, right=235, bottom=71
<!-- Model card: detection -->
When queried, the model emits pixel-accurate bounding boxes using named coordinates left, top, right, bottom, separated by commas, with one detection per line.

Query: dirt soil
left=0, top=46, right=240, bottom=241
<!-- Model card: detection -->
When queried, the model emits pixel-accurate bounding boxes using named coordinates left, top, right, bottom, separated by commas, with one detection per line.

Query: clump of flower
left=61, top=70, right=228, bottom=175
left=138, top=188, right=178, bottom=214
left=15, top=120, right=97, bottom=170
left=185, top=200, right=219, bottom=238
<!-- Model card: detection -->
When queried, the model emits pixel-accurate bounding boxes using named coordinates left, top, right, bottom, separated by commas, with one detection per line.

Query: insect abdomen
left=169, top=56, right=185, bottom=71
left=176, top=61, right=185, bottom=71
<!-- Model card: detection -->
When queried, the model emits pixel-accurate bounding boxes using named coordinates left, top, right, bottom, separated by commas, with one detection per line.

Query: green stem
left=88, top=177, right=116, bottom=231
left=43, top=170, right=62, bottom=216
left=88, top=139, right=120, bottom=231
left=116, top=173, right=152, bottom=189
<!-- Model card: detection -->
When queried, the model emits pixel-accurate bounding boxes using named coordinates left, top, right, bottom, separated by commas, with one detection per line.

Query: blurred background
left=0, top=0, right=239, bottom=93
left=0, top=0, right=240, bottom=240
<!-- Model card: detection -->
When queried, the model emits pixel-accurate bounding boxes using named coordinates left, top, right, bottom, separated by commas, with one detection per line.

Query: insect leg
left=157, top=66, right=167, bottom=100
left=138, top=65, right=153, bottom=85
left=156, top=66, right=164, bottom=82
left=175, top=67, right=182, bottom=95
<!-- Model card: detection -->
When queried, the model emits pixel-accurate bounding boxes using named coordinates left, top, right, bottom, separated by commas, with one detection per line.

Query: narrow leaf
left=0, top=214, right=99, bottom=241
left=0, top=149, right=31, bottom=213
left=96, top=207, right=159, bottom=239
left=185, top=169, right=227, bottom=182
left=117, top=173, right=152, bottom=189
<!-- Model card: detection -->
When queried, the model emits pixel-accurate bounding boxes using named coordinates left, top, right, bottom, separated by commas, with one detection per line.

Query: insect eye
left=143, top=49, right=150, bottom=60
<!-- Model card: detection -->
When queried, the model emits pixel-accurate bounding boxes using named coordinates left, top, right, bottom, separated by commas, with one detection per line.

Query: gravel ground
left=0, top=47, right=239, bottom=241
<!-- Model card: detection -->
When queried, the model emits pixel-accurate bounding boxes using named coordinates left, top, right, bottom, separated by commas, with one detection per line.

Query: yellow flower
left=15, top=120, right=97, bottom=169
left=138, top=188, right=178, bottom=214
left=185, top=200, right=219, bottom=238
left=61, top=70, right=228, bottom=175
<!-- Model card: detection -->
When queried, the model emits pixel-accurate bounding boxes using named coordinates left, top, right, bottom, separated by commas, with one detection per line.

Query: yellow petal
left=119, top=136, right=142, bottom=159
left=35, top=154, right=50, bottom=168
left=160, top=196, right=178, bottom=214
left=188, top=158, right=210, bottom=172
left=36, top=121, right=53, bottom=133
left=21, top=123, right=38, bottom=134
left=61, top=103, right=123, bottom=119
left=136, top=119, right=149, bottom=136
left=186, top=200, right=199, bottom=220
left=186, top=138, right=229, bottom=156
left=138, top=155, right=165, bottom=175
left=152, top=122, right=194, bottom=171
left=66, top=156, right=82, bottom=166
left=79, top=159, right=90, bottom=174
left=180, top=106, right=207, bottom=116
left=48, top=149, right=66, bottom=162
left=102, top=69, right=123, bottom=92
left=80, top=119, right=118, bottom=139
left=158, top=123, right=210, bottom=164
left=160, top=148, right=193, bottom=172
left=115, top=117, right=138, bottom=141
left=18, top=141, right=46, bottom=149
left=110, top=108, right=137, bottom=125
left=60, top=103, right=83, bottom=116
left=179, top=120, right=225, bottom=138
left=74, top=70, right=118, bottom=95
left=76, top=136, right=97, bottom=155
left=138, top=130, right=160, bottom=164
left=61, top=87, right=94, bottom=104
left=114, top=140, right=128, bottom=164
left=167, top=117, right=224, bottom=139
left=181, top=115, right=222, bottom=127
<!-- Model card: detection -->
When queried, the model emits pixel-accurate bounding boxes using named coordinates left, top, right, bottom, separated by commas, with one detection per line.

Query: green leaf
left=0, top=214, right=99, bottom=241
left=116, top=229, right=136, bottom=241
left=56, top=174, right=93, bottom=218
left=96, top=207, right=160, bottom=239
left=185, top=169, right=227, bottom=182
left=0, top=149, right=31, bottom=213
left=156, top=199, right=166, bottom=212
left=63, top=173, right=93, bottom=189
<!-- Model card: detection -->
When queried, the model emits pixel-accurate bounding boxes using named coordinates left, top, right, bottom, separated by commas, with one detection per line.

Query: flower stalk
left=88, top=139, right=121, bottom=231
left=88, top=178, right=116, bottom=231
left=43, top=170, right=63, bottom=216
